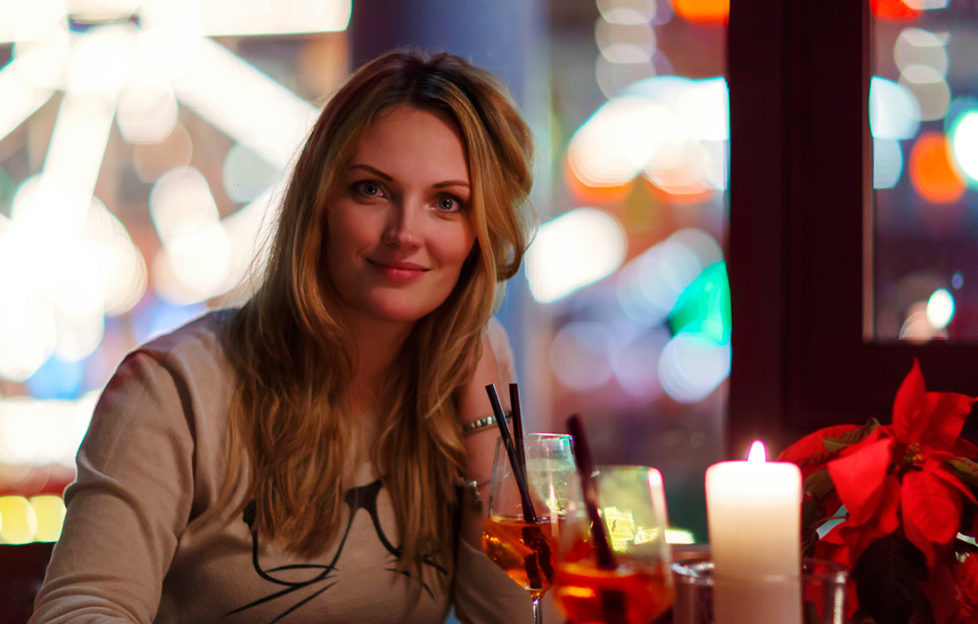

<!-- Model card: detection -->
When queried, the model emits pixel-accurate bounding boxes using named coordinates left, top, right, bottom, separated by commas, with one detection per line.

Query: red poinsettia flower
left=826, top=360, right=976, bottom=564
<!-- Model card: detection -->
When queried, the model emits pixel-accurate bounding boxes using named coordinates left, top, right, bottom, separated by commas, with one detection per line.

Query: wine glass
left=553, top=465, right=674, bottom=624
left=482, top=432, right=576, bottom=624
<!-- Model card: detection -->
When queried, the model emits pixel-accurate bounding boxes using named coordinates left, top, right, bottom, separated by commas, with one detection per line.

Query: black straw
left=566, top=414, right=617, bottom=570
left=509, top=383, right=526, bottom=472
left=485, top=384, right=538, bottom=523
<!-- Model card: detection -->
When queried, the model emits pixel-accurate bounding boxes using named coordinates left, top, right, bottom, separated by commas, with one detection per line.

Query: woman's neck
left=347, top=316, right=414, bottom=415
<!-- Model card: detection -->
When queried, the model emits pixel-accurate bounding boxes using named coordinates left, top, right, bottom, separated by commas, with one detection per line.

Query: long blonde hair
left=222, top=50, right=534, bottom=581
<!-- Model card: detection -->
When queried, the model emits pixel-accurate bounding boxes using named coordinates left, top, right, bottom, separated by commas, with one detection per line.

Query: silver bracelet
left=461, top=411, right=510, bottom=435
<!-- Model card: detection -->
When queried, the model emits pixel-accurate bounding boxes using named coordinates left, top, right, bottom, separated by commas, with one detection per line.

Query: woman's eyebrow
left=348, top=164, right=392, bottom=180
left=433, top=180, right=470, bottom=189
left=350, top=164, right=470, bottom=189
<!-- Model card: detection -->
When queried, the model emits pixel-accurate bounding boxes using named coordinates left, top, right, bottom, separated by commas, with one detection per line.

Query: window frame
left=727, top=1, right=978, bottom=457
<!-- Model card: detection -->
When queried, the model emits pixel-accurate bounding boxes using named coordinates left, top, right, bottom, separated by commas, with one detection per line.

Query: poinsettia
left=778, top=360, right=978, bottom=624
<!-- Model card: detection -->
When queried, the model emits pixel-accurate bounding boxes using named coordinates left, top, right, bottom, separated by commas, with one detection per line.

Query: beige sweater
left=30, top=311, right=532, bottom=623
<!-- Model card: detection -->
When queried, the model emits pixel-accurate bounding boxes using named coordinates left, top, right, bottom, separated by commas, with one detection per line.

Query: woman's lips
left=368, top=258, right=428, bottom=282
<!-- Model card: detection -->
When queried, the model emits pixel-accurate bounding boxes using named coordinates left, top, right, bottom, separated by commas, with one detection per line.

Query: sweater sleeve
left=30, top=352, right=196, bottom=624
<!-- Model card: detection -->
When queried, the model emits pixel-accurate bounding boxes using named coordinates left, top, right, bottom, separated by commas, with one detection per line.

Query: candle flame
left=747, top=440, right=766, bottom=463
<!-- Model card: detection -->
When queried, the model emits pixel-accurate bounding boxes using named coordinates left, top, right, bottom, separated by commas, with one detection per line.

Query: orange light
left=908, top=132, right=966, bottom=204
left=870, top=0, right=920, bottom=21
left=563, top=158, right=634, bottom=205
left=672, top=0, right=729, bottom=25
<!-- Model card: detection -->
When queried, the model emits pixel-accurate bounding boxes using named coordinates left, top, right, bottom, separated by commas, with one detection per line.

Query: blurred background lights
left=615, top=229, right=722, bottom=326
left=671, top=0, right=729, bottom=24
left=0, top=495, right=66, bottom=543
left=596, top=20, right=655, bottom=64
left=29, top=495, right=66, bottom=543
left=949, top=110, right=978, bottom=183
left=869, top=77, right=921, bottom=139
left=549, top=322, right=616, bottom=390
left=903, top=0, right=948, bottom=7
left=526, top=207, right=627, bottom=303
left=597, top=0, right=656, bottom=24
left=908, top=131, right=965, bottom=203
left=873, top=138, right=904, bottom=188
left=894, top=28, right=948, bottom=76
left=0, top=495, right=36, bottom=544
left=899, top=64, right=950, bottom=121
left=658, top=333, right=731, bottom=403
left=925, top=287, right=954, bottom=329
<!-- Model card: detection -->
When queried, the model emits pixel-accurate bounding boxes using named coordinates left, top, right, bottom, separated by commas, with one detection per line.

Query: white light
left=65, top=22, right=136, bottom=95
left=596, top=20, right=656, bottom=64
left=568, top=96, right=681, bottom=187
left=870, top=76, right=921, bottom=140
left=873, top=138, right=904, bottom=188
left=658, top=333, right=730, bottom=403
left=903, top=0, right=948, bottom=7
left=198, top=0, right=351, bottom=36
left=0, top=0, right=67, bottom=43
left=171, top=36, right=318, bottom=170
left=926, top=288, right=954, bottom=329
left=675, top=78, right=729, bottom=142
left=0, top=43, right=58, bottom=142
left=894, top=28, right=948, bottom=77
left=0, top=392, right=97, bottom=466
left=597, top=0, right=656, bottom=24
left=116, top=47, right=179, bottom=144
left=951, top=112, right=978, bottom=182
left=899, top=66, right=950, bottom=121
left=526, top=208, right=627, bottom=303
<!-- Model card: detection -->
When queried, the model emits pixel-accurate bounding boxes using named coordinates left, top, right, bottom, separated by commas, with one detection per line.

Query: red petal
left=876, top=474, right=901, bottom=534
left=891, top=359, right=927, bottom=443
left=828, top=437, right=893, bottom=525
left=778, top=424, right=861, bottom=464
left=920, top=392, right=977, bottom=450
left=902, top=469, right=963, bottom=546
left=924, top=458, right=977, bottom=504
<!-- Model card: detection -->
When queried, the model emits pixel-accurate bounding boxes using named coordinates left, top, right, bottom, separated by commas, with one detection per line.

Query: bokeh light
left=871, top=0, right=921, bottom=21
left=30, top=495, right=66, bottom=542
left=949, top=108, right=978, bottom=184
left=925, top=287, right=954, bottom=329
left=873, top=138, right=904, bottom=188
left=0, top=495, right=37, bottom=544
left=869, top=76, right=921, bottom=139
left=549, top=322, right=616, bottom=391
left=908, top=131, right=966, bottom=203
left=672, top=0, right=729, bottom=25
left=526, top=208, right=627, bottom=303
left=658, top=333, right=730, bottom=403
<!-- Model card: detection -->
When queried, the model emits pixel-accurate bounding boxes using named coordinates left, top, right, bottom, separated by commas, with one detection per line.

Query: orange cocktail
left=554, top=558, right=673, bottom=624
left=483, top=515, right=558, bottom=597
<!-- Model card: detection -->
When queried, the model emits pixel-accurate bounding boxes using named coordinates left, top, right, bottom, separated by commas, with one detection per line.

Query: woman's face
left=324, top=104, right=476, bottom=331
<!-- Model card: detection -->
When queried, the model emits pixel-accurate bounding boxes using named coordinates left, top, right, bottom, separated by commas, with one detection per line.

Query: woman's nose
left=381, top=202, right=421, bottom=249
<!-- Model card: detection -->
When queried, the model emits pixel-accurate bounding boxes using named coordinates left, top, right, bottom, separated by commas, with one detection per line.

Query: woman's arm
left=29, top=352, right=195, bottom=624
left=456, top=317, right=515, bottom=549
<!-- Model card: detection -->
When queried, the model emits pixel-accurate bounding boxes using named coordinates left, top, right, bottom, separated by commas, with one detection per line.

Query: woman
left=31, top=50, right=537, bottom=623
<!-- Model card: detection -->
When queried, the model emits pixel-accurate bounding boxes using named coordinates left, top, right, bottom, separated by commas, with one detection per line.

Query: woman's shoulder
left=137, top=309, right=235, bottom=367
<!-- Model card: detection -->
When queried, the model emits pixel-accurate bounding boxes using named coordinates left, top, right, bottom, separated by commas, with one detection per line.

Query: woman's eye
left=353, top=181, right=384, bottom=198
left=436, top=195, right=464, bottom=213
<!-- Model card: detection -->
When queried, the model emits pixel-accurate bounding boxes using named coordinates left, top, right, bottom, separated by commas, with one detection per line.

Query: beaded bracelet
left=461, top=410, right=510, bottom=435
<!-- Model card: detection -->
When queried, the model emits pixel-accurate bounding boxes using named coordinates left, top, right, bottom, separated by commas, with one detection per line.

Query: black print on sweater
left=226, top=479, right=446, bottom=622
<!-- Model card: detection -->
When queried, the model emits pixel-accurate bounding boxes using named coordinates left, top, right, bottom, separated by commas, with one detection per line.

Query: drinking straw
left=509, top=383, right=526, bottom=471
left=485, top=384, right=538, bottom=524
left=566, top=414, right=617, bottom=570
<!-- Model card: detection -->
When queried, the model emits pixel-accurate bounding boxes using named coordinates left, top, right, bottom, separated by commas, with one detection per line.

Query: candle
left=705, top=441, right=803, bottom=624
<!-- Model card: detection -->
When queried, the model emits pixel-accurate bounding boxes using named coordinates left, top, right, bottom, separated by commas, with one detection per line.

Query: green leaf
left=823, top=418, right=881, bottom=452
left=851, top=534, right=931, bottom=624
left=949, top=458, right=978, bottom=489
left=803, top=469, right=836, bottom=499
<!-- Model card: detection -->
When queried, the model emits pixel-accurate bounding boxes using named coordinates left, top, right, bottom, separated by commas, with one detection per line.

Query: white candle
left=705, top=441, right=803, bottom=624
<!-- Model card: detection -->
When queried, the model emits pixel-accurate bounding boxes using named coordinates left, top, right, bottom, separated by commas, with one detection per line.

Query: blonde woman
left=31, top=50, right=537, bottom=623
